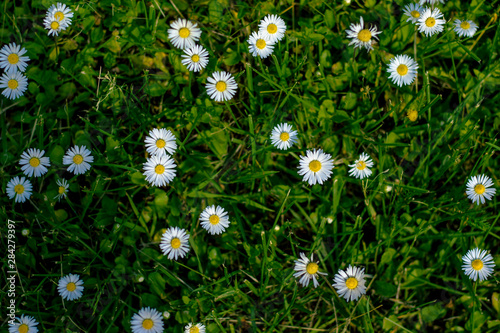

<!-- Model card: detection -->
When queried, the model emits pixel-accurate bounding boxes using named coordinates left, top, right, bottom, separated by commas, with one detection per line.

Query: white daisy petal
left=54, top=178, right=70, bottom=201
left=6, top=176, right=33, bottom=203
left=184, top=323, right=206, bottom=333
left=0, top=42, right=30, bottom=74
left=293, top=253, right=327, bottom=288
left=345, top=16, right=382, bottom=52
left=462, top=248, right=495, bottom=281
left=62, top=145, right=94, bottom=175
left=258, top=14, right=286, bottom=43
left=387, top=54, right=419, bottom=87
left=417, top=8, right=446, bottom=37
left=57, top=273, right=84, bottom=301
left=142, top=154, right=176, bottom=187
left=270, top=123, right=298, bottom=150
left=8, top=314, right=39, bottom=333
left=465, top=174, right=496, bottom=205
left=297, top=149, right=335, bottom=185
left=168, top=18, right=202, bottom=50
left=130, top=307, right=164, bottom=333
left=348, top=152, right=374, bottom=179
left=0, top=71, right=28, bottom=100
left=205, top=71, right=238, bottom=102
left=144, top=128, right=177, bottom=157
left=248, top=31, right=275, bottom=59
left=403, top=3, right=424, bottom=24
left=47, top=2, right=74, bottom=27
left=43, top=14, right=70, bottom=36
left=19, top=148, right=51, bottom=177
left=199, top=205, right=231, bottom=235
left=181, top=45, right=209, bottom=72
left=333, top=265, right=367, bottom=302
left=419, top=0, right=446, bottom=5
left=454, top=19, right=478, bottom=38
left=159, top=227, right=190, bottom=260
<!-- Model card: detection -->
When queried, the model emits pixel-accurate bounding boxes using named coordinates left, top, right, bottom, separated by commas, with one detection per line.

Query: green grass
left=1, top=0, right=500, bottom=332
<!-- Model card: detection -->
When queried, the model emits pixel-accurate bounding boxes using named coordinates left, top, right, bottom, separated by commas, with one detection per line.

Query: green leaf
left=49, top=145, right=65, bottom=165
left=373, top=281, right=397, bottom=298
left=380, top=248, right=396, bottom=265
left=422, top=305, right=446, bottom=323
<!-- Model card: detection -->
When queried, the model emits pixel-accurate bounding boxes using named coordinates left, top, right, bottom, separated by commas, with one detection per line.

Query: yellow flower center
left=156, top=139, right=166, bottom=148
left=309, top=160, right=322, bottom=172
left=73, top=154, right=84, bottom=165
left=29, top=157, right=40, bottom=167
left=179, top=27, right=190, bottom=38
left=407, top=110, right=418, bottom=122
left=142, top=318, right=154, bottom=329
left=54, top=11, right=65, bottom=21
left=66, top=282, right=76, bottom=292
left=279, top=132, right=289, bottom=142
left=256, top=39, right=266, bottom=50
left=51, top=21, right=60, bottom=30
left=155, top=164, right=165, bottom=174
left=345, top=277, right=358, bottom=290
left=356, top=160, right=366, bottom=170
left=209, top=214, right=220, bottom=225
left=191, top=54, right=200, bottom=63
left=170, top=237, right=181, bottom=249
left=425, top=17, right=436, bottom=28
left=216, top=81, right=227, bottom=92
left=8, top=79, right=18, bottom=90
left=306, top=262, right=318, bottom=275
left=18, top=324, right=29, bottom=333
left=474, top=184, right=486, bottom=195
left=190, top=327, right=200, bottom=333
left=357, top=29, right=372, bottom=43
left=397, top=64, right=408, bottom=76
left=8, top=53, right=19, bottom=64
left=411, top=10, right=420, bottom=18
left=267, top=23, right=278, bottom=34
left=460, top=21, right=471, bottom=30
left=471, top=259, right=484, bottom=271
left=14, top=184, right=25, bottom=194
left=58, top=186, right=66, bottom=194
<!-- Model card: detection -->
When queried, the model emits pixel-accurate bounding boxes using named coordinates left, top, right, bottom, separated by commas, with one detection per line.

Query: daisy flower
left=181, top=45, right=209, bottom=72
left=43, top=14, right=70, bottom=36
left=58, top=273, right=84, bottom=301
left=184, top=323, right=206, bottom=333
left=387, top=54, right=418, bottom=87
left=168, top=18, right=201, bottom=50
left=62, top=145, right=94, bottom=175
left=345, top=16, right=382, bottom=52
left=54, top=178, right=69, bottom=201
left=293, top=253, right=327, bottom=288
left=417, top=8, right=446, bottom=37
left=333, top=265, right=367, bottom=302
left=130, top=307, right=164, bottom=333
left=454, top=19, right=478, bottom=38
left=349, top=152, right=374, bottom=179
left=258, top=14, right=286, bottom=43
left=0, top=42, right=30, bottom=74
left=297, top=149, right=334, bottom=185
left=159, top=226, right=190, bottom=260
left=206, top=71, right=238, bottom=102
left=466, top=174, right=496, bottom=205
left=0, top=71, right=28, bottom=100
left=199, top=205, right=231, bottom=235
left=8, top=314, right=39, bottom=333
left=144, top=128, right=177, bottom=157
left=247, top=31, right=275, bottom=59
left=270, top=123, right=298, bottom=150
left=403, top=3, right=424, bottom=24
left=6, top=176, right=32, bottom=203
left=47, top=2, right=73, bottom=27
left=142, top=154, right=176, bottom=187
left=462, top=248, right=495, bottom=281
left=19, top=148, right=51, bottom=177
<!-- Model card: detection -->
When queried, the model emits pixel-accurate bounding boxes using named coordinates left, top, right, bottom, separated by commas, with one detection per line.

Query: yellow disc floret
left=73, top=154, right=83, bottom=165
left=460, top=21, right=471, bottom=30
left=191, top=54, right=200, bottom=63
left=209, top=214, right=220, bottom=225
left=306, top=262, right=318, bottom=275
left=142, top=318, right=154, bottom=329
left=51, top=21, right=60, bottom=30
left=156, top=139, right=166, bottom=148
left=397, top=64, right=409, bottom=76
left=309, top=160, right=322, bottom=172
left=216, top=81, right=227, bottom=92
left=179, top=27, right=190, bottom=38
left=54, top=11, right=65, bottom=21
left=256, top=39, right=266, bottom=50
left=357, top=29, right=372, bottom=43
left=279, top=132, right=289, bottom=142
left=425, top=17, right=436, bottom=28
left=356, top=160, right=367, bottom=170
left=155, top=165, right=165, bottom=174
left=66, top=282, right=76, bottom=292
left=171, top=238, right=181, bottom=249
left=471, top=259, right=484, bottom=271
left=8, top=53, right=19, bottom=64
left=29, top=157, right=40, bottom=167
left=267, top=23, right=278, bottom=34
left=411, top=10, right=420, bottom=19
left=345, top=277, right=358, bottom=290
left=8, top=79, right=18, bottom=90
left=18, top=324, right=29, bottom=333
left=14, top=184, right=25, bottom=194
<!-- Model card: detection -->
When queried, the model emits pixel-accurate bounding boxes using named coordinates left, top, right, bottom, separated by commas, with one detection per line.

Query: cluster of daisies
left=43, top=2, right=74, bottom=37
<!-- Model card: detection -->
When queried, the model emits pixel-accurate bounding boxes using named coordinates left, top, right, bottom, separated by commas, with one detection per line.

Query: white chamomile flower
left=43, top=14, right=70, bottom=36
left=349, top=152, right=374, bottom=179
left=419, top=0, right=446, bottom=5
left=181, top=45, right=209, bottom=72
left=293, top=253, right=327, bottom=288
left=333, top=265, right=367, bottom=302
left=206, top=71, right=238, bottom=102
left=159, top=227, right=190, bottom=260
left=0, top=43, right=30, bottom=74
left=47, top=2, right=74, bottom=26
left=258, top=14, right=287, bottom=43
left=454, top=19, right=478, bottom=38
left=248, top=31, right=275, bottom=59
left=466, top=174, right=496, bottom=205
left=387, top=54, right=418, bottom=87
left=19, top=148, right=51, bottom=177
left=8, top=314, right=39, bottom=333
left=184, top=323, right=206, bottom=333
left=54, top=178, right=69, bottom=201
left=417, top=8, right=446, bottom=37
left=462, top=248, right=495, bottom=281
left=6, top=176, right=33, bottom=203
left=297, top=149, right=334, bottom=186
left=270, top=123, right=298, bottom=150
left=403, top=3, right=424, bottom=24
left=63, top=145, right=94, bottom=175
left=168, top=18, right=201, bottom=50
left=144, top=128, right=177, bottom=157
left=57, top=273, right=84, bottom=301
left=130, top=307, right=164, bottom=333
left=345, top=16, right=382, bottom=52
left=0, top=71, right=28, bottom=100
left=199, top=205, right=230, bottom=235
left=142, top=154, right=176, bottom=187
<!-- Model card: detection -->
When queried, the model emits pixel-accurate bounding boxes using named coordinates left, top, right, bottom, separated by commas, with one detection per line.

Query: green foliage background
left=1, top=0, right=500, bottom=332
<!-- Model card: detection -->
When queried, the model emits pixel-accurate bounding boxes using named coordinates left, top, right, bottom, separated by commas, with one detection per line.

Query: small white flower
left=43, top=14, right=70, bottom=36
left=47, top=2, right=74, bottom=27
left=387, top=54, right=419, bottom=87
left=19, top=148, right=51, bottom=177
left=168, top=18, right=202, bottom=50
left=159, top=226, right=190, bottom=260
left=63, top=145, right=94, bottom=175
left=270, top=123, right=298, bottom=150
left=0, top=42, right=30, bottom=74
left=466, top=174, right=496, bottom=205
left=54, top=178, right=69, bottom=201
left=333, top=265, right=366, bottom=302
left=419, top=0, right=446, bottom=5
left=349, top=152, right=374, bottom=179
left=248, top=31, right=275, bottom=59
left=57, top=273, right=84, bottom=301
left=8, top=314, right=39, bottom=333
left=293, top=253, right=327, bottom=288
left=454, top=19, right=478, bottom=38
left=403, top=3, right=424, bottom=24
left=258, top=14, right=286, bottom=43
left=199, top=205, right=230, bottom=235
left=130, top=307, right=164, bottom=333
left=184, top=323, right=206, bottom=333
left=142, top=154, right=176, bottom=187
left=0, top=71, right=28, bottom=100
left=345, top=16, right=382, bottom=52
left=417, top=8, right=446, bottom=37
left=144, top=128, right=177, bottom=157
left=206, top=71, right=238, bottom=102
left=6, top=176, right=33, bottom=203
left=462, top=248, right=495, bottom=281
left=181, top=45, right=209, bottom=72
left=297, top=149, right=334, bottom=186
